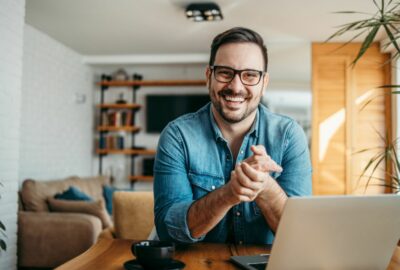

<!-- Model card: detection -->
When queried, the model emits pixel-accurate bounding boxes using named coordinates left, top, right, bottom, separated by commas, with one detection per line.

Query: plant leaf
left=383, top=23, right=400, bottom=54
left=0, top=239, right=6, bottom=251
left=364, top=153, right=387, bottom=193
left=378, top=84, right=400, bottom=88
left=0, top=221, right=5, bottom=231
left=326, top=21, right=366, bottom=42
left=351, top=24, right=380, bottom=66
left=332, top=11, right=365, bottom=14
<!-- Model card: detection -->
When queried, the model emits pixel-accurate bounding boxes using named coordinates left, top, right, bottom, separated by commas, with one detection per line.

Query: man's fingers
left=235, top=164, right=263, bottom=190
left=241, top=162, right=267, bottom=182
left=269, top=159, right=283, bottom=173
left=250, top=145, right=267, bottom=156
left=231, top=170, right=257, bottom=197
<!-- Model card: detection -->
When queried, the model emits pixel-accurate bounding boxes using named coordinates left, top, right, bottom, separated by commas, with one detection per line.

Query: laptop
left=231, top=195, right=400, bottom=270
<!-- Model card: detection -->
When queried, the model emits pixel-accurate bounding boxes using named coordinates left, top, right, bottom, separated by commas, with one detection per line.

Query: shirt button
left=240, top=150, right=244, bottom=155
left=236, top=211, right=241, bottom=216
left=239, top=241, right=243, bottom=245
left=211, top=185, right=216, bottom=190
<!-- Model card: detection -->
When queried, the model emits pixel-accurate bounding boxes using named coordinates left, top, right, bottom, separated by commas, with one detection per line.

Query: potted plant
left=327, top=0, right=400, bottom=193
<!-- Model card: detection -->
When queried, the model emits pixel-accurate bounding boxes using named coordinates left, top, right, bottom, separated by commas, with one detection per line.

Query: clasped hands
left=226, top=145, right=282, bottom=204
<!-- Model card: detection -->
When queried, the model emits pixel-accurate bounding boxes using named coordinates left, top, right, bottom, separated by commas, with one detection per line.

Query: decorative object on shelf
left=0, top=181, right=6, bottom=252
left=112, top=68, right=129, bottom=81
left=186, top=2, right=223, bottom=22
left=133, top=73, right=143, bottom=81
left=116, top=93, right=127, bottom=104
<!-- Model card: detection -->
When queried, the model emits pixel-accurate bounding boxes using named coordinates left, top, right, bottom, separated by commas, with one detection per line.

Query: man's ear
left=262, top=73, right=269, bottom=94
left=206, top=66, right=212, bottom=88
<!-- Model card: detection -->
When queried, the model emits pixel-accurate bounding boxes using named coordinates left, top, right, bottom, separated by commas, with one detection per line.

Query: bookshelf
left=96, top=74, right=206, bottom=186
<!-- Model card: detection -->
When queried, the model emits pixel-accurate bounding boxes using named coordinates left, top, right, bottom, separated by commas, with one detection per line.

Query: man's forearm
left=187, top=185, right=237, bottom=239
left=255, top=177, right=288, bottom=232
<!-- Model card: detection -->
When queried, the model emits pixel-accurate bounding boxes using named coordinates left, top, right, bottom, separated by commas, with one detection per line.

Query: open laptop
left=231, top=195, right=400, bottom=270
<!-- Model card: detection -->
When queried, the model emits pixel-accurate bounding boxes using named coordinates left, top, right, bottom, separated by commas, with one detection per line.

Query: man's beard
left=209, top=87, right=261, bottom=124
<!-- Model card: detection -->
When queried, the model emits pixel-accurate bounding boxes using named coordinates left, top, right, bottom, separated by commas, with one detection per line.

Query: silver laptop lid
left=267, top=195, right=400, bottom=270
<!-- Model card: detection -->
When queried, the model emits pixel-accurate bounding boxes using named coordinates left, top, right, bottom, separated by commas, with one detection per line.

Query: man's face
left=206, top=42, right=268, bottom=124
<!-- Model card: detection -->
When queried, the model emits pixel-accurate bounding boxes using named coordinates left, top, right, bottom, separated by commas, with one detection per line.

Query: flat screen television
left=146, top=94, right=210, bottom=133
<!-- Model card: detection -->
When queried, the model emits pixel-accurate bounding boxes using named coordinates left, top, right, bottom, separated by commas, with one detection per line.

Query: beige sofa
left=18, top=175, right=111, bottom=268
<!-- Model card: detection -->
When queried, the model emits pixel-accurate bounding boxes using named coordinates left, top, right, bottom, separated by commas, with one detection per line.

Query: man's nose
left=228, top=73, right=244, bottom=91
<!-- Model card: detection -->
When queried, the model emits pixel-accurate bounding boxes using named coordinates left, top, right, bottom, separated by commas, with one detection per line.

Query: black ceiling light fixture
left=186, top=2, right=223, bottom=22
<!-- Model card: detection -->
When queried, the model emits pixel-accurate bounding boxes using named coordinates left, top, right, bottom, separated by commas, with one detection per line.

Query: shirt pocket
left=188, top=171, right=224, bottom=200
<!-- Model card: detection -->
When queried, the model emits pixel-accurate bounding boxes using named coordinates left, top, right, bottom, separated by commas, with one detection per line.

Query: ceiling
left=25, top=0, right=380, bottom=56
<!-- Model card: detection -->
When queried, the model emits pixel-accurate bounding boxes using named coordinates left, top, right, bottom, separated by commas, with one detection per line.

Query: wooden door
left=312, top=43, right=391, bottom=195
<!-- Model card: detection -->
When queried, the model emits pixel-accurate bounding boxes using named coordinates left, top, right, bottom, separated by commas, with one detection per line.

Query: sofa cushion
left=21, top=176, right=110, bottom=212
left=48, top=198, right=112, bottom=229
left=55, top=186, right=92, bottom=201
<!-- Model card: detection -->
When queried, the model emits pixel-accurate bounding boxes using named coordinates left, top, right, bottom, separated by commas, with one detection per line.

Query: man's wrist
left=220, top=184, right=241, bottom=206
left=256, top=175, right=276, bottom=202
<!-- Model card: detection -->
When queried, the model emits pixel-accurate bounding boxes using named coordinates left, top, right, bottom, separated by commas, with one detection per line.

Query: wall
left=0, top=0, right=25, bottom=268
left=19, top=25, right=94, bottom=181
left=91, top=64, right=311, bottom=190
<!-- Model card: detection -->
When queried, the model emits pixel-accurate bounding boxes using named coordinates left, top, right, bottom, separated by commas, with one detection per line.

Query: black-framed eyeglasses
left=210, top=65, right=265, bottom=86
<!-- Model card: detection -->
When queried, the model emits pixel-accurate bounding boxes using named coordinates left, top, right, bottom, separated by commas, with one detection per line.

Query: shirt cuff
left=165, top=200, right=206, bottom=243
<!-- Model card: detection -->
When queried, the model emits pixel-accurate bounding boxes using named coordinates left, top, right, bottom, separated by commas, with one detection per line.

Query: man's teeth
left=224, top=96, right=244, bottom=102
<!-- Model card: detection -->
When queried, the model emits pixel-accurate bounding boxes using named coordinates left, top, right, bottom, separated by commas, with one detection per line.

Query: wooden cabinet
left=96, top=75, right=206, bottom=186
left=312, top=43, right=392, bottom=195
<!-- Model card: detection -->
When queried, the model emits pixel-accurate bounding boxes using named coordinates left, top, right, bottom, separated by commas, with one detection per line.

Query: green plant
left=355, top=132, right=400, bottom=193
left=327, top=0, right=400, bottom=68
left=327, top=0, right=400, bottom=193
left=0, top=182, right=6, bottom=252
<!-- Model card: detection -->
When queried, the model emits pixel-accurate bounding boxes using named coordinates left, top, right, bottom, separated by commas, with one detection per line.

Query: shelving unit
left=96, top=74, right=206, bottom=187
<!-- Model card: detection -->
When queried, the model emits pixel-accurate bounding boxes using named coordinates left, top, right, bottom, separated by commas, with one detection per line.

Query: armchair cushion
left=113, top=191, right=154, bottom=240
left=48, top=198, right=112, bottom=229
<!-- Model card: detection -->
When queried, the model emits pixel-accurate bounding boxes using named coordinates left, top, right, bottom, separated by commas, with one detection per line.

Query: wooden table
left=56, top=238, right=400, bottom=270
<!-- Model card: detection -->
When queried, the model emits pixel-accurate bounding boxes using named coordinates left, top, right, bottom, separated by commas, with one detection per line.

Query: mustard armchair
left=100, top=191, right=154, bottom=240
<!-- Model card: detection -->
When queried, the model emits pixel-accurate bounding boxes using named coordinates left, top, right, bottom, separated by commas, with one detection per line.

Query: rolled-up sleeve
left=278, top=120, right=312, bottom=196
left=153, top=123, right=205, bottom=243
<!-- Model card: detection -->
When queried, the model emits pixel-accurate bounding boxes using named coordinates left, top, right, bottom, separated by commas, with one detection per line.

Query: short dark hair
left=209, top=27, right=268, bottom=72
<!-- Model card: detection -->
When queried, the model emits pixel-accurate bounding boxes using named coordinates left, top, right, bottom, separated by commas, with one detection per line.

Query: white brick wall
left=0, top=0, right=25, bottom=269
left=19, top=25, right=94, bottom=181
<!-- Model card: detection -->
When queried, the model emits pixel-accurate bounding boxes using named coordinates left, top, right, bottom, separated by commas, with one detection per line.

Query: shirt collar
left=209, top=104, right=260, bottom=141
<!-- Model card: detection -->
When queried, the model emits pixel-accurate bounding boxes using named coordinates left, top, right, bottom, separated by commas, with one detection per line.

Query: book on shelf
left=101, top=110, right=132, bottom=127
left=98, top=134, right=125, bottom=150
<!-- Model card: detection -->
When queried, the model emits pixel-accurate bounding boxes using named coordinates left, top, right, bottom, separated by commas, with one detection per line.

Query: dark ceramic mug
left=131, top=240, right=175, bottom=269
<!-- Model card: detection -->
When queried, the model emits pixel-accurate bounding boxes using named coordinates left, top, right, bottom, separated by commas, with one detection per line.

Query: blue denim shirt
left=154, top=103, right=312, bottom=245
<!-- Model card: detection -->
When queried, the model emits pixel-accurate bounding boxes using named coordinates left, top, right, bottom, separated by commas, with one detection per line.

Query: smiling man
left=153, top=27, right=312, bottom=245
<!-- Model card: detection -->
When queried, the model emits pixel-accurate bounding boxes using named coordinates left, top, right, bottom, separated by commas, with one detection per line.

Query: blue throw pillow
left=54, top=186, right=93, bottom=201
left=103, top=185, right=116, bottom=215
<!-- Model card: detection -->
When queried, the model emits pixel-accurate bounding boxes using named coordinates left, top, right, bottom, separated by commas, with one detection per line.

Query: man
left=153, top=27, right=311, bottom=245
